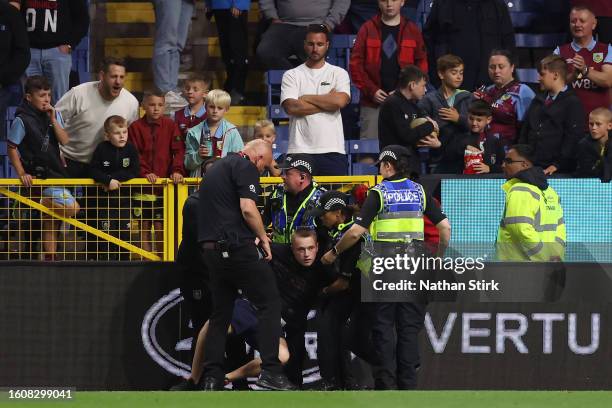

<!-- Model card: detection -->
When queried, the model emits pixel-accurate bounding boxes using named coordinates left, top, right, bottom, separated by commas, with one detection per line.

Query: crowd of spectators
left=0, top=0, right=611, bottom=261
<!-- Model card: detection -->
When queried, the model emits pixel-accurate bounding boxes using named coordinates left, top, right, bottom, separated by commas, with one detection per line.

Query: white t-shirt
left=56, top=81, right=140, bottom=163
left=280, top=62, right=350, bottom=154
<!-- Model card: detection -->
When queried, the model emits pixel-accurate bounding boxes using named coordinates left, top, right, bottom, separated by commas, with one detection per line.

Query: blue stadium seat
left=72, top=36, right=90, bottom=84
left=272, top=139, right=289, bottom=159
left=506, top=0, right=544, bottom=13
left=348, top=139, right=379, bottom=155
left=516, top=68, right=539, bottom=84
left=515, top=33, right=566, bottom=48
left=351, top=162, right=378, bottom=175
left=329, top=34, right=356, bottom=69
left=510, top=12, right=539, bottom=29
left=275, top=125, right=289, bottom=143
left=269, top=104, right=288, bottom=120
left=347, top=139, right=379, bottom=175
left=266, top=70, right=287, bottom=120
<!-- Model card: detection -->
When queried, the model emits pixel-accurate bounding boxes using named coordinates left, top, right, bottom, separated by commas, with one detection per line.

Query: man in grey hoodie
left=256, top=0, right=350, bottom=70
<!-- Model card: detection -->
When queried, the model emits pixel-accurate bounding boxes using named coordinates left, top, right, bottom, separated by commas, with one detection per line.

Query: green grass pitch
left=7, top=391, right=612, bottom=408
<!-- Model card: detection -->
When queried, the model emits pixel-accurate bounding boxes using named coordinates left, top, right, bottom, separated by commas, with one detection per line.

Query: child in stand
left=7, top=75, right=80, bottom=260
left=442, top=100, right=505, bottom=174
left=174, top=73, right=212, bottom=139
left=129, top=89, right=185, bottom=257
left=418, top=54, right=473, bottom=173
left=575, top=107, right=611, bottom=182
left=89, top=115, right=140, bottom=260
left=184, top=89, right=244, bottom=177
left=253, top=119, right=280, bottom=176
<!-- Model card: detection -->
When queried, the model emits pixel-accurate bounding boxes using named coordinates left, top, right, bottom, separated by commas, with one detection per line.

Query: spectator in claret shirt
left=174, top=73, right=212, bottom=140
left=350, top=0, right=428, bottom=140
left=553, top=5, right=612, bottom=126
left=129, top=89, right=185, bottom=256
left=22, top=0, right=89, bottom=103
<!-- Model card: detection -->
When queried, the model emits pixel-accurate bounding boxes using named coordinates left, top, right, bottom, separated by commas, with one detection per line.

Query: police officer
left=497, top=144, right=566, bottom=261
left=321, top=145, right=451, bottom=390
left=310, top=190, right=369, bottom=390
left=198, top=139, right=295, bottom=391
left=264, top=154, right=325, bottom=244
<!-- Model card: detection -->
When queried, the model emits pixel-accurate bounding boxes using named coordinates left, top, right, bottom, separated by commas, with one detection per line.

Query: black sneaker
left=255, top=370, right=297, bottom=391
left=201, top=376, right=225, bottom=391
left=169, top=378, right=197, bottom=391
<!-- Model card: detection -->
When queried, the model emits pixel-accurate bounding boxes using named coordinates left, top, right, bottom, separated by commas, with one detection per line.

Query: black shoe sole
left=255, top=379, right=296, bottom=391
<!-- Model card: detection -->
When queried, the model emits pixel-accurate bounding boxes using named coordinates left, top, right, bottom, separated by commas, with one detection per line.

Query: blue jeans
left=152, top=0, right=194, bottom=92
left=26, top=47, right=73, bottom=103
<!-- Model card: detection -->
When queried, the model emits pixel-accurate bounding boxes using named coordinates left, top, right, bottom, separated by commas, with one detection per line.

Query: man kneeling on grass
left=172, top=229, right=327, bottom=390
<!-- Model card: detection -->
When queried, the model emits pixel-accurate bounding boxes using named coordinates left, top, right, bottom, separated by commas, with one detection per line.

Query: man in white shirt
left=56, top=57, right=140, bottom=178
left=280, top=24, right=351, bottom=176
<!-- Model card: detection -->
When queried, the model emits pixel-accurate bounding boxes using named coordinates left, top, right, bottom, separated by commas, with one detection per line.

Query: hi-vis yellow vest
left=369, top=178, right=426, bottom=242
left=496, top=178, right=566, bottom=261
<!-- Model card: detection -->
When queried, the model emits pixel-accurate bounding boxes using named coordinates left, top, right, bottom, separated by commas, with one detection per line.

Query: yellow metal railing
left=0, top=176, right=377, bottom=262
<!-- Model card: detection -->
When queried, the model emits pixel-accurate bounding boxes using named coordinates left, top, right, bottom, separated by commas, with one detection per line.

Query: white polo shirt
left=280, top=62, right=350, bottom=155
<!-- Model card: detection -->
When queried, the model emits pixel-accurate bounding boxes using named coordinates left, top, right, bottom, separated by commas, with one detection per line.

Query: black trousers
left=316, top=292, right=353, bottom=387
left=213, top=10, right=249, bottom=95
left=371, top=302, right=426, bottom=390
left=201, top=243, right=283, bottom=381
left=255, top=23, right=308, bottom=70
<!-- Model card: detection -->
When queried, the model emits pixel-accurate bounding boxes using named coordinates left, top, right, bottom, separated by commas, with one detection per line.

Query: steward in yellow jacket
left=496, top=145, right=566, bottom=261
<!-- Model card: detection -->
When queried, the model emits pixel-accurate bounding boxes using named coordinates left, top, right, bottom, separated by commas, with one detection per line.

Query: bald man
left=197, top=139, right=296, bottom=391
left=554, top=5, right=612, bottom=125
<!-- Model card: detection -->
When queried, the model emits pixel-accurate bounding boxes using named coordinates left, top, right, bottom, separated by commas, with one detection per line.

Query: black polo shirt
left=270, top=243, right=327, bottom=326
left=198, top=153, right=261, bottom=245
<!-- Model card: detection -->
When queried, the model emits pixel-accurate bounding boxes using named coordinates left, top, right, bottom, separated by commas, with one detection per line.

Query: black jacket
left=0, top=0, right=30, bottom=86
left=514, top=166, right=549, bottom=190
left=440, top=131, right=506, bottom=174
left=574, top=136, right=611, bottom=182
left=89, top=141, right=140, bottom=186
left=378, top=91, right=435, bottom=175
left=13, top=100, right=67, bottom=178
left=423, top=0, right=515, bottom=91
left=21, top=0, right=89, bottom=49
left=518, top=88, right=585, bottom=172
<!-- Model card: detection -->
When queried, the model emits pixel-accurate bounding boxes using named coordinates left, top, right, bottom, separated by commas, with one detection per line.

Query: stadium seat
left=267, top=70, right=287, bottom=120
left=515, top=33, right=566, bottom=48
left=347, top=139, right=379, bottom=175
left=329, top=34, right=356, bottom=70
left=506, top=0, right=544, bottom=12
left=351, top=162, right=378, bottom=175
left=516, top=68, right=540, bottom=84
left=510, top=12, right=539, bottom=29
left=348, top=139, right=379, bottom=156
left=275, top=125, right=289, bottom=143
left=72, top=36, right=90, bottom=84
left=272, top=139, right=289, bottom=159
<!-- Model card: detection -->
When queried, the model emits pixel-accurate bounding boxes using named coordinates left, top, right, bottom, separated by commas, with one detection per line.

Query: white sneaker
left=164, top=90, right=188, bottom=113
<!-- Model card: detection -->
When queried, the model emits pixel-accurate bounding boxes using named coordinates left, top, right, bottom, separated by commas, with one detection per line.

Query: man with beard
left=280, top=24, right=351, bottom=176
left=56, top=57, right=139, bottom=178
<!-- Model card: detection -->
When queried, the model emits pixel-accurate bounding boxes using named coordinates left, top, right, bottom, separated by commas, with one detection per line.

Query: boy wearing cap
left=321, top=144, right=451, bottom=390
left=263, top=154, right=325, bottom=244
